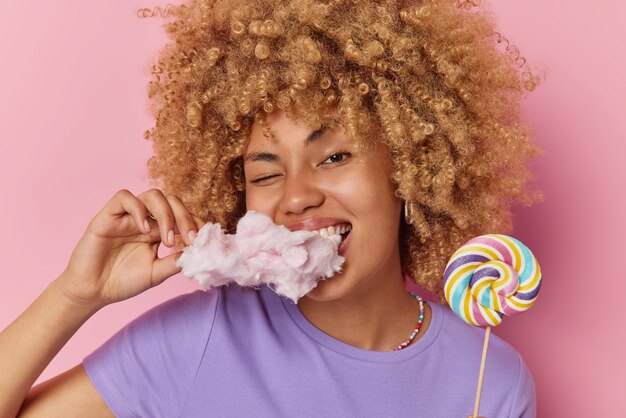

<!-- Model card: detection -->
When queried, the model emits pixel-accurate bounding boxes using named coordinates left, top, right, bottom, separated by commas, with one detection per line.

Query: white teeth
left=310, top=223, right=351, bottom=236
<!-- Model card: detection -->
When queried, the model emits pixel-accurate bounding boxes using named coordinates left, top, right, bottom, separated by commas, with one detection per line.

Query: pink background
left=1, top=1, right=623, bottom=416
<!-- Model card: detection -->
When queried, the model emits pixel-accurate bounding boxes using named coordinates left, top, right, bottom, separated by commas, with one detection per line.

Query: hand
left=56, top=189, right=205, bottom=309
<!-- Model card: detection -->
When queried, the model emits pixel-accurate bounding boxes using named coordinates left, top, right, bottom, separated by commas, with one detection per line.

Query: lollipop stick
left=472, top=326, right=491, bottom=418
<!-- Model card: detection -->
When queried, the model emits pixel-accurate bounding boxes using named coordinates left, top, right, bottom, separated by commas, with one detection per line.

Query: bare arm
left=19, top=365, right=113, bottom=417
left=0, top=277, right=109, bottom=417
left=0, top=189, right=203, bottom=417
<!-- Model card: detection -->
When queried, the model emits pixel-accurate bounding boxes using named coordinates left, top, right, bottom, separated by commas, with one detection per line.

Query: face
left=243, top=111, right=403, bottom=302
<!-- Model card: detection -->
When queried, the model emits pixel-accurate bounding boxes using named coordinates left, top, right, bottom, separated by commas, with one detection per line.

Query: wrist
left=50, top=274, right=107, bottom=316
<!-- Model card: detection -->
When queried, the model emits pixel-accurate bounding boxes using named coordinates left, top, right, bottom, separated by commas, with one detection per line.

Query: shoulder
left=432, top=302, right=523, bottom=366
left=84, top=288, right=221, bottom=369
left=430, top=303, right=536, bottom=417
left=82, top=289, right=221, bottom=417
left=206, top=284, right=290, bottom=340
left=104, top=289, right=221, bottom=347
left=133, top=288, right=219, bottom=331
left=144, top=287, right=218, bottom=318
left=135, top=284, right=277, bottom=334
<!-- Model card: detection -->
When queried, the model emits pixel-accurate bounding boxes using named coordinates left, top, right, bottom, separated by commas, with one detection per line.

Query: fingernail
left=143, top=219, right=151, bottom=232
left=188, top=230, right=197, bottom=242
left=167, top=230, right=174, bottom=245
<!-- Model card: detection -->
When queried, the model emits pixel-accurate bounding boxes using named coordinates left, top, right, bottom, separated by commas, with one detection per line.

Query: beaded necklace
left=392, top=293, right=426, bottom=351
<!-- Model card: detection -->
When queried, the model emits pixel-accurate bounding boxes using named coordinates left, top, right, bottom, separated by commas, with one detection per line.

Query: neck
left=297, top=252, right=431, bottom=351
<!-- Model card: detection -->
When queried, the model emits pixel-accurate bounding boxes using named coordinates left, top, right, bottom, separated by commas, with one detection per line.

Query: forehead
left=245, top=110, right=343, bottom=152
left=248, top=111, right=310, bottom=147
left=243, top=112, right=391, bottom=171
left=242, top=110, right=389, bottom=165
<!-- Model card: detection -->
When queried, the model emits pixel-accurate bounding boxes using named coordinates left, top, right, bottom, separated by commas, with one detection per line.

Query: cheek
left=328, top=167, right=400, bottom=217
left=244, top=189, right=263, bottom=211
left=245, top=188, right=277, bottom=217
left=327, top=184, right=401, bottom=252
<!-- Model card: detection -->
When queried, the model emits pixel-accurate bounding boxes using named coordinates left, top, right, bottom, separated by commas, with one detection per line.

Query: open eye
left=322, top=151, right=352, bottom=165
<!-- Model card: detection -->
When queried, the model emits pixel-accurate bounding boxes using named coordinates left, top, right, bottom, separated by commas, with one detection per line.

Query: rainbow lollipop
left=443, top=234, right=542, bottom=418
left=443, top=234, right=541, bottom=327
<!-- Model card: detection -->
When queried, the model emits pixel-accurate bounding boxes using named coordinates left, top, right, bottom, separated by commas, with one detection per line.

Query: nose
left=278, top=171, right=325, bottom=216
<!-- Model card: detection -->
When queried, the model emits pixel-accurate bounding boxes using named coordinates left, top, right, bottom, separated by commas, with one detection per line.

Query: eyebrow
left=244, top=125, right=329, bottom=162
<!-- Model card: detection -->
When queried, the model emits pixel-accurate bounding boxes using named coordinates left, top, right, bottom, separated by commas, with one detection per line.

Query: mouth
left=287, top=218, right=352, bottom=256
left=337, top=227, right=351, bottom=256
left=310, top=223, right=351, bottom=239
left=309, top=223, right=352, bottom=256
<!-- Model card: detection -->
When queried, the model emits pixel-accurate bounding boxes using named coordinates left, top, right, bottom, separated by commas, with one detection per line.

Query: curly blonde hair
left=143, top=0, right=542, bottom=299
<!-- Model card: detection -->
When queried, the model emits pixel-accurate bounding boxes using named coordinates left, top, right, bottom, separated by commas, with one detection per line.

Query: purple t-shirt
left=83, top=284, right=536, bottom=417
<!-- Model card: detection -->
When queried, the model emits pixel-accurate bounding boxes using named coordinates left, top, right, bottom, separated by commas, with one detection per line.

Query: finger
left=100, top=189, right=152, bottom=234
left=192, top=215, right=208, bottom=232
left=137, top=189, right=177, bottom=247
left=151, top=250, right=184, bottom=286
left=144, top=211, right=187, bottom=243
left=143, top=216, right=173, bottom=242
left=166, top=195, right=199, bottom=246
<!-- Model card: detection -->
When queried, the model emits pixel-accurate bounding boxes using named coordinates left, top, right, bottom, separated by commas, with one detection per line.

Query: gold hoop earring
left=404, top=201, right=414, bottom=225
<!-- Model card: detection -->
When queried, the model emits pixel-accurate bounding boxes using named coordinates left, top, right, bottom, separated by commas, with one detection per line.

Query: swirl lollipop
left=443, top=234, right=542, bottom=327
left=443, top=234, right=542, bottom=418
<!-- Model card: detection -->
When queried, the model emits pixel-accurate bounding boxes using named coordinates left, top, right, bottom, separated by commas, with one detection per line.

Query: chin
left=303, top=270, right=353, bottom=302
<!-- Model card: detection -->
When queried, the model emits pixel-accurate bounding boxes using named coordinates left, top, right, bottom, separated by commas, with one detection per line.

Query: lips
left=310, top=223, right=351, bottom=237
left=338, top=228, right=352, bottom=256
left=286, top=217, right=353, bottom=255
left=287, top=217, right=350, bottom=233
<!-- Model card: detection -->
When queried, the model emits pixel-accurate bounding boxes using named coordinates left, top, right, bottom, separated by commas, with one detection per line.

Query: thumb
left=151, top=251, right=184, bottom=286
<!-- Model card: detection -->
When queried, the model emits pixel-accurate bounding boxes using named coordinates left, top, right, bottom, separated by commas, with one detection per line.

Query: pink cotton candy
left=176, top=211, right=345, bottom=303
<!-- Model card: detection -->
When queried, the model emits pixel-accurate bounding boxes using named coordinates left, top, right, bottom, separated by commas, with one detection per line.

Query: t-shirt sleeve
left=509, top=352, right=537, bottom=418
left=82, top=289, right=219, bottom=418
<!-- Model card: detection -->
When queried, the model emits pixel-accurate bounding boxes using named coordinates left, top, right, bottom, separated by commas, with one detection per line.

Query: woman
left=1, top=0, right=540, bottom=416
